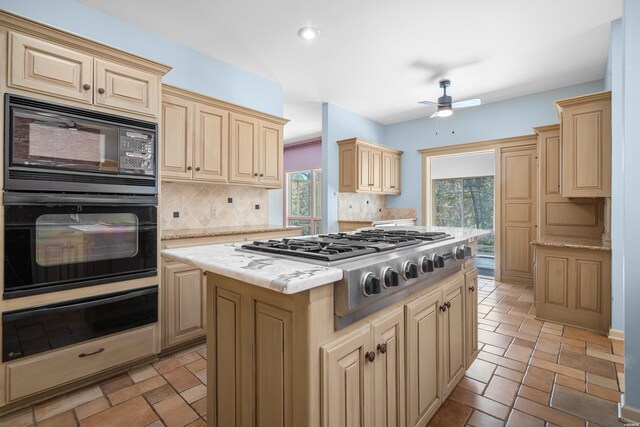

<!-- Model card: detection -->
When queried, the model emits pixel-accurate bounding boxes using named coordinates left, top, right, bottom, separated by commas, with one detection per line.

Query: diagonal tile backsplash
left=161, top=182, right=268, bottom=230
left=337, top=193, right=416, bottom=221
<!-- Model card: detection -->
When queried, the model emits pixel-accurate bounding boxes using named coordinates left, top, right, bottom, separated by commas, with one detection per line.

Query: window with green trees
left=287, top=169, right=322, bottom=235
left=432, top=176, right=494, bottom=255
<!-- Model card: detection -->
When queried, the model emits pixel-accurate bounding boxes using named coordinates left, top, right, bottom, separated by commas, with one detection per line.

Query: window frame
left=285, top=168, right=322, bottom=235
left=431, top=174, right=495, bottom=229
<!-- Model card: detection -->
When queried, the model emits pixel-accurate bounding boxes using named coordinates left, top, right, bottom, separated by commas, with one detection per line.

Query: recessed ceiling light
left=298, top=27, right=320, bottom=40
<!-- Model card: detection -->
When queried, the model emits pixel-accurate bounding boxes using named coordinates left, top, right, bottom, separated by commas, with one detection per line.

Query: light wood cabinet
left=556, top=92, right=611, bottom=198
left=499, top=142, right=537, bottom=285
left=534, top=246, right=611, bottom=333
left=405, top=273, right=465, bottom=427
left=229, top=112, right=283, bottom=188
left=535, top=125, right=604, bottom=239
left=8, top=31, right=165, bottom=117
left=338, top=138, right=403, bottom=195
left=464, top=269, right=479, bottom=369
left=382, top=152, right=402, bottom=194
left=164, top=262, right=206, bottom=347
left=161, top=87, right=229, bottom=183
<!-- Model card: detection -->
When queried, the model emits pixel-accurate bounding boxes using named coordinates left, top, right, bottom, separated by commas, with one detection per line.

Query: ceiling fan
left=418, top=79, right=481, bottom=118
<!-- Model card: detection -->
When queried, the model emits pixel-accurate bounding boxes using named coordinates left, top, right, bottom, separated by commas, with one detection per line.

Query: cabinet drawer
left=6, top=324, right=157, bottom=402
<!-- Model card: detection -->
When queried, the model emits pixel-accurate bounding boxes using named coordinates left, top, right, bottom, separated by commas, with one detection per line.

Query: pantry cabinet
left=8, top=31, right=165, bottom=118
left=338, top=138, right=403, bottom=195
left=556, top=91, right=611, bottom=198
left=161, top=85, right=286, bottom=188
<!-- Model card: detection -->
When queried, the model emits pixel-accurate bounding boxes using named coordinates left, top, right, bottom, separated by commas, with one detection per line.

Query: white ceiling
left=76, top=0, right=621, bottom=141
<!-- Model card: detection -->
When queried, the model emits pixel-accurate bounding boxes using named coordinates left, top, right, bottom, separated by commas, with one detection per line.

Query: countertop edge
left=530, top=240, right=611, bottom=251
left=161, top=225, right=303, bottom=241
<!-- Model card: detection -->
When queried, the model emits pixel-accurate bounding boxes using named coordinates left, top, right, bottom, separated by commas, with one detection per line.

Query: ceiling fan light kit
left=418, top=78, right=481, bottom=118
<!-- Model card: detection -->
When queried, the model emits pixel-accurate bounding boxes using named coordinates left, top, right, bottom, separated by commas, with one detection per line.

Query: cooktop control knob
left=361, top=272, right=381, bottom=296
left=454, top=246, right=466, bottom=260
left=419, top=256, right=434, bottom=273
left=381, top=267, right=400, bottom=288
left=432, top=254, right=445, bottom=268
left=464, top=245, right=472, bottom=258
left=402, top=261, right=419, bottom=280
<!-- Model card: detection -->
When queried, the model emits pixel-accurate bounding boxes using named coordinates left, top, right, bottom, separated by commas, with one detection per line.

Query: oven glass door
left=2, top=286, right=158, bottom=361
left=4, top=196, right=157, bottom=298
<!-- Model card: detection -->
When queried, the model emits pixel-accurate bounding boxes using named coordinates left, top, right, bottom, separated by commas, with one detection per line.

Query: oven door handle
left=3, top=192, right=158, bottom=206
left=2, top=287, right=158, bottom=322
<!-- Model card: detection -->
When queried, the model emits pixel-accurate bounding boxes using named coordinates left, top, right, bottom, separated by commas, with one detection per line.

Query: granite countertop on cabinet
left=338, top=218, right=417, bottom=223
left=161, top=226, right=490, bottom=295
left=161, top=224, right=302, bottom=241
left=530, top=236, right=611, bottom=251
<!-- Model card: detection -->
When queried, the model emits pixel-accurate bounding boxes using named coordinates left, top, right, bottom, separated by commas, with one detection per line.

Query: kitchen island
left=162, top=227, right=489, bottom=427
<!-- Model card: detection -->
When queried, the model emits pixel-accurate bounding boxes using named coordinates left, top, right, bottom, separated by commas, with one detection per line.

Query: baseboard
left=619, top=394, right=640, bottom=424
left=609, top=328, right=625, bottom=341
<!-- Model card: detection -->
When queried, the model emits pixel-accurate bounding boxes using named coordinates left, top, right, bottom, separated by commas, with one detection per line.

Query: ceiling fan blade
left=429, top=111, right=438, bottom=118
left=418, top=100, right=438, bottom=106
left=452, top=98, right=481, bottom=109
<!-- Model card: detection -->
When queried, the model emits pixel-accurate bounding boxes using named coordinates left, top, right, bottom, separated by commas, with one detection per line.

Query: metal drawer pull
left=79, top=348, right=105, bottom=358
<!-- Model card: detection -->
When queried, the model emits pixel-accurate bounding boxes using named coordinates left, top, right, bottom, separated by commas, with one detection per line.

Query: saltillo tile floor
left=0, top=278, right=626, bottom=426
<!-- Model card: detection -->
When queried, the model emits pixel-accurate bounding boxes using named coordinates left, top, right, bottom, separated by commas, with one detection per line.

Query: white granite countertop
left=161, top=226, right=491, bottom=295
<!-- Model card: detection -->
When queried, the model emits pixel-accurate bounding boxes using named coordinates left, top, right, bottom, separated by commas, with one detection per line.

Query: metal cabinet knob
left=439, top=304, right=447, bottom=312
left=195, top=167, right=201, bottom=171
left=365, top=351, right=376, bottom=362
left=98, top=88, right=105, bottom=94
left=259, top=173, right=264, bottom=177
left=469, top=285, right=475, bottom=292
left=82, top=84, right=91, bottom=90
left=187, top=166, right=193, bottom=171
left=446, top=301, right=451, bottom=309
left=377, top=343, right=387, bottom=354
left=254, top=173, right=258, bottom=177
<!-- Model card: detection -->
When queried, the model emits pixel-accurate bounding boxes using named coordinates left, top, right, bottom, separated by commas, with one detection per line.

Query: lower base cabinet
left=464, top=270, right=479, bottom=368
left=405, top=274, right=465, bottom=427
left=206, top=269, right=474, bottom=427
left=534, top=246, right=611, bottom=332
left=163, top=261, right=207, bottom=347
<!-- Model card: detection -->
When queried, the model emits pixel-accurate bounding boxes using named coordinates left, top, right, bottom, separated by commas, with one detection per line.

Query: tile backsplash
left=161, top=182, right=268, bottom=230
left=338, top=193, right=416, bottom=221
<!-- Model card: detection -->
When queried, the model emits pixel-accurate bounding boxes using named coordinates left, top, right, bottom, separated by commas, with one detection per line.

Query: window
left=286, top=169, right=322, bottom=235
left=433, top=176, right=495, bottom=257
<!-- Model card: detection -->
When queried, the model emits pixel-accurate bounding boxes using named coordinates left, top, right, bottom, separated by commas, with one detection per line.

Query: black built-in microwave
left=4, top=94, right=157, bottom=195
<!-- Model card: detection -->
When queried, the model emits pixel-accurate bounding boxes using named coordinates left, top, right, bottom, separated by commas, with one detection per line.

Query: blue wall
left=608, top=19, right=625, bottom=334
left=0, top=0, right=283, bottom=115
left=384, top=80, right=605, bottom=226
left=322, top=103, right=386, bottom=232
left=622, top=0, right=640, bottom=412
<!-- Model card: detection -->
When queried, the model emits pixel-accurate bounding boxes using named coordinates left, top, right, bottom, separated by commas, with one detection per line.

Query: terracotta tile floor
left=0, top=277, right=625, bottom=426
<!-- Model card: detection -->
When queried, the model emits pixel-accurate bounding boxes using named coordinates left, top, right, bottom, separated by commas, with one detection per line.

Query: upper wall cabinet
left=6, top=26, right=170, bottom=118
left=161, top=85, right=287, bottom=188
left=338, top=138, right=403, bottom=195
left=556, top=92, right=611, bottom=198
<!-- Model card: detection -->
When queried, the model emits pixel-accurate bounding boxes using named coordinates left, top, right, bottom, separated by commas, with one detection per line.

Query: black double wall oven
left=2, top=94, right=159, bottom=361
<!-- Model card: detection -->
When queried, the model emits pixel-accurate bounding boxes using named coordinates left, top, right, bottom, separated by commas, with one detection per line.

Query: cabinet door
left=194, top=103, right=228, bottom=183
left=405, top=289, right=443, bottom=427
left=500, top=144, right=537, bottom=285
left=161, top=95, right=193, bottom=179
left=382, top=152, right=393, bottom=193
left=370, top=148, right=383, bottom=192
left=164, top=262, right=206, bottom=347
left=94, top=59, right=159, bottom=117
left=357, top=145, right=372, bottom=192
left=392, top=154, right=401, bottom=194
left=562, top=99, right=611, bottom=197
left=371, top=307, right=405, bottom=427
left=229, top=113, right=259, bottom=185
left=257, top=121, right=283, bottom=187
left=464, top=270, right=479, bottom=369
left=442, top=275, right=465, bottom=397
left=321, top=325, right=373, bottom=427
left=9, top=32, right=93, bottom=104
